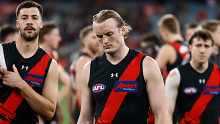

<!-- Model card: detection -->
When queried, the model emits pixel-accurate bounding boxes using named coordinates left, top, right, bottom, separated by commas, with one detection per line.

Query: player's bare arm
left=143, top=56, right=172, bottom=124
left=77, top=61, right=95, bottom=124
left=75, top=56, right=92, bottom=105
left=57, top=64, right=71, bottom=103
left=155, top=44, right=176, bottom=70
left=165, top=68, right=181, bottom=120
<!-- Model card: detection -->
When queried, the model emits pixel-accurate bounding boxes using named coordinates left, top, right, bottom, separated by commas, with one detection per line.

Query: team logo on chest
left=183, top=87, right=197, bottom=95
left=114, top=81, right=138, bottom=93
left=23, top=73, right=44, bottom=87
left=92, top=84, right=106, bottom=93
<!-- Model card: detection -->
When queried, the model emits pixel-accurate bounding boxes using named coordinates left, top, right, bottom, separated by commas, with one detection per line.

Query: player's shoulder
left=76, top=55, right=92, bottom=65
left=158, top=44, right=175, bottom=56
left=143, top=56, right=159, bottom=69
left=168, top=68, right=180, bottom=77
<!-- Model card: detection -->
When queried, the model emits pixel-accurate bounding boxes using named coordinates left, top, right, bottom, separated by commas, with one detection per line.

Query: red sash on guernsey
left=180, top=64, right=219, bottom=124
left=96, top=53, right=145, bottom=124
left=50, top=51, right=56, bottom=60
left=169, top=42, right=187, bottom=59
left=0, top=54, right=51, bottom=124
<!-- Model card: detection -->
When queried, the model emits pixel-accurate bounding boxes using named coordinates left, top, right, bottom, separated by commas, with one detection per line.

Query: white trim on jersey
left=0, top=44, right=7, bottom=69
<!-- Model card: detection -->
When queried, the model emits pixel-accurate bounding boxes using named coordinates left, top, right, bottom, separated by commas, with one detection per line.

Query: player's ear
left=188, top=45, right=192, bottom=52
left=16, top=20, right=19, bottom=28
left=40, top=20, right=43, bottom=29
left=82, top=38, right=86, bottom=46
left=121, top=26, right=126, bottom=37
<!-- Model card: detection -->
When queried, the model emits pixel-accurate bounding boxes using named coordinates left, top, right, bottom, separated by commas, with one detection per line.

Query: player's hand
left=0, top=65, right=7, bottom=80
left=2, top=64, right=25, bottom=89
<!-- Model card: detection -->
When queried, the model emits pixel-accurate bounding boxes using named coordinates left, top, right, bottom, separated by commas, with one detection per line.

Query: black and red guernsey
left=89, top=49, right=150, bottom=124
left=0, top=41, right=52, bottom=124
left=177, top=63, right=220, bottom=124
left=167, top=41, right=187, bottom=72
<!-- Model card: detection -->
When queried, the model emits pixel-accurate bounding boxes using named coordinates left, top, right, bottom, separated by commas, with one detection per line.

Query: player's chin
left=104, top=49, right=114, bottom=54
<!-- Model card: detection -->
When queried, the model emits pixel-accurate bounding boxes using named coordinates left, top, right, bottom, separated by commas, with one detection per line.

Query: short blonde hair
left=158, top=14, right=180, bottom=34
left=202, top=20, right=220, bottom=32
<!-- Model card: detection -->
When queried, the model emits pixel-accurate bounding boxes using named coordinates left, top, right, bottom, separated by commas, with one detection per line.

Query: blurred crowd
left=1, top=0, right=220, bottom=69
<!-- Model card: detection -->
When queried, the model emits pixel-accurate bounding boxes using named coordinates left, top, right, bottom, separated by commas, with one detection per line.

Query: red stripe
left=50, top=51, right=56, bottom=60
left=97, top=53, right=145, bottom=124
left=180, top=64, right=219, bottom=124
left=0, top=54, right=51, bottom=123
left=169, top=42, right=187, bottom=59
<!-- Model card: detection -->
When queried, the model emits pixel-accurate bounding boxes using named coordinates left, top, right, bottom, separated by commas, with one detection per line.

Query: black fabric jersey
left=177, top=63, right=220, bottom=124
left=79, top=52, right=91, bottom=58
left=167, top=41, right=187, bottom=72
left=0, top=41, right=52, bottom=124
left=89, top=49, right=150, bottom=124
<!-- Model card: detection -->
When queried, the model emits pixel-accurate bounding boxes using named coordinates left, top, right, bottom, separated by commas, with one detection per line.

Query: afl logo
left=184, top=87, right=197, bottom=95
left=92, top=84, right=106, bottom=93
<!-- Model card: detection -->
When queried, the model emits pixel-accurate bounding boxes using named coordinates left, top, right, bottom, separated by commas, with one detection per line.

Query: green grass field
left=59, top=82, right=71, bottom=124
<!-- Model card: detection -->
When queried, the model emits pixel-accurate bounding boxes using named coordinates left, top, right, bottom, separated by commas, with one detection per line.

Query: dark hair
left=141, top=33, right=161, bottom=46
left=79, top=25, right=93, bottom=39
left=39, top=21, right=57, bottom=43
left=189, top=30, right=214, bottom=46
left=202, top=20, right=220, bottom=32
left=185, top=22, right=199, bottom=30
left=0, top=24, right=18, bottom=42
left=93, top=9, right=132, bottom=39
left=16, top=1, right=43, bottom=18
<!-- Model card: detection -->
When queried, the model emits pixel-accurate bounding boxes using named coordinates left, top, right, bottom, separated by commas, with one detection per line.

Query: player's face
left=16, top=7, right=43, bottom=42
left=189, top=38, right=213, bottom=64
left=212, top=25, right=220, bottom=47
left=47, top=28, right=61, bottom=49
left=85, top=30, right=102, bottom=54
left=93, top=18, right=125, bottom=55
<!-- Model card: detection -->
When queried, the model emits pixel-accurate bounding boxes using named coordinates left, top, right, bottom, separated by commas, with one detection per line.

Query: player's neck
left=16, top=36, right=39, bottom=59
left=167, top=34, right=183, bottom=43
left=106, top=46, right=129, bottom=65
left=82, top=47, right=96, bottom=59
left=190, top=60, right=209, bottom=73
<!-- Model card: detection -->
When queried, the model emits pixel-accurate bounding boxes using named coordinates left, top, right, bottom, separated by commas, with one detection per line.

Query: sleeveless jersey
left=89, top=49, right=150, bottom=124
left=0, top=41, right=52, bottom=124
left=177, top=63, right=220, bottom=124
left=167, top=41, right=187, bottom=72
left=69, top=52, right=92, bottom=94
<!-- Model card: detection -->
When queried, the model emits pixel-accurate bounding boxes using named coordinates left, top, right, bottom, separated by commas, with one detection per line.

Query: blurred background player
left=156, top=14, right=188, bottom=73
left=202, top=20, right=220, bottom=66
left=39, top=21, right=71, bottom=124
left=156, top=14, right=188, bottom=123
left=69, top=25, right=102, bottom=124
left=0, top=24, right=18, bottom=43
left=185, top=22, right=201, bottom=42
left=140, top=33, right=162, bottom=59
left=165, top=30, right=220, bottom=123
